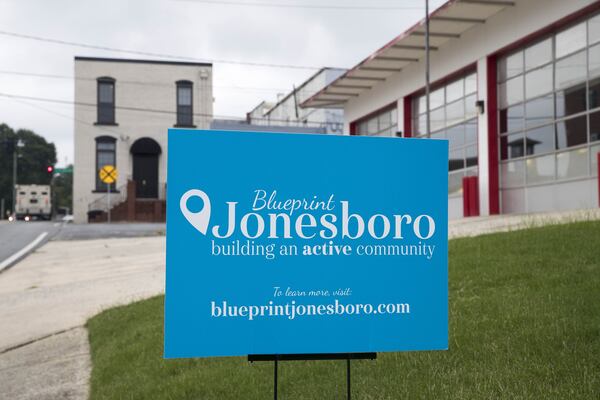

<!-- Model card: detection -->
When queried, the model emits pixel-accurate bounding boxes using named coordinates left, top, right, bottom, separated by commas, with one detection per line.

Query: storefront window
left=430, top=88, right=445, bottom=110
left=526, top=154, right=555, bottom=184
left=430, top=107, right=445, bottom=132
left=448, top=170, right=465, bottom=196
left=500, top=103, right=524, bottom=133
left=355, top=107, right=397, bottom=137
left=591, top=143, right=600, bottom=175
left=589, top=15, right=600, bottom=46
left=500, top=131, right=525, bottom=160
left=446, top=79, right=464, bottom=103
left=449, top=148, right=465, bottom=171
left=555, top=50, right=587, bottom=90
left=525, top=124, right=554, bottom=155
left=465, top=74, right=477, bottom=95
left=556, top=22, right=587, bottom=59
left=501, top=160, right=525, bottom=188
left=465, top=120, right=477, bottom=143
left=589, top=44, right=600, bottom=79
left=447, top=124, right=465, bottom=149
left=589, top=110, right=600, bottom=141
left=465, top=144, right=478, bottom=167
left=498, top=50, right=524, bottom=82
left=498, top=14, right=600, bottom=188
left=525, top=95, right=554, bottom=129
left=412, top=72, right=478, bottom=195
left=499, top=75, right=523, bottom=108
left=556, top=147, right=589, bottom=179
left=556, top=115, right=587, bottom=149
left=556, top=83, right=586, bottom=118
left=525, top=38, right=552, bottom=70
left=446, top=100, right=465, bottom=127
left=525, top=64, right=553, bottom=99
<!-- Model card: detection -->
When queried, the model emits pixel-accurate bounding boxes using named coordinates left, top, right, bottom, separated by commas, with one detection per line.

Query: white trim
left=0, top=231, right=48, bottom=272
left=477, top=57, right=490, bottom=216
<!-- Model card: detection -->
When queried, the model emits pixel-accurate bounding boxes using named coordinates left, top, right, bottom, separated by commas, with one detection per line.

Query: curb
left=0, top=232, right=49, bottom=274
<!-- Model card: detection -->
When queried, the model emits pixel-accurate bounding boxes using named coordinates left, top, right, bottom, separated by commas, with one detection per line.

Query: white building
left=249, top=67, right=346, bottom=134
left=247, top=100, right=275, bottom=122
left=304, top=0, right=600, bottom=219
left=73, top=57, right=212, bottom=223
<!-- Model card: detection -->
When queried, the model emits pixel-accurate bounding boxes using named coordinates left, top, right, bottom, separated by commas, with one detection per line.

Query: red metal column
left=486, top=55, right=500, bottom=214
left=462, top=176, right=471, bottom=217
left=468, top=176, right=480, bottom=217
left=403, top=95, right=412, bottom=138
left=462, top=176, right=480, bottom=217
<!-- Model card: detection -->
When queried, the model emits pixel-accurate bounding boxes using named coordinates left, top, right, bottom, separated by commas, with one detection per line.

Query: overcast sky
left=0, top=0, right=445, bottom=166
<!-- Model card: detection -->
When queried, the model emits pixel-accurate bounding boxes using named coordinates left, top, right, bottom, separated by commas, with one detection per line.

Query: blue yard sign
left=164, top=129, right=448, bottom=358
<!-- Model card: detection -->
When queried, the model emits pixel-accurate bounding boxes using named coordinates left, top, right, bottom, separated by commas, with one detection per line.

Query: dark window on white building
left=97, top=77, right=116, bottom=125
left=176, top=80, right=194, bottom=127
left=95, top=136, right=116, bottom=191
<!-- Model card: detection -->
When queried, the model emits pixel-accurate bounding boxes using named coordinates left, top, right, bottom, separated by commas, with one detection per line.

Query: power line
left=179, top=0, right=424, bottom=10
left=0, top=29, right=324, bottom=71
left=0, top=91, right=331, bottom=126
left=0, top=68, right=336, bottom=104
left=0, top=69, right=293, bottom=94
left=6, top=96, right=123, bottom=137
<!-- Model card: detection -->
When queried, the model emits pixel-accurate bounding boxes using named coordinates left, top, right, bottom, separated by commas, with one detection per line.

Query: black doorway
left=130, top=138, right=161, bottom=199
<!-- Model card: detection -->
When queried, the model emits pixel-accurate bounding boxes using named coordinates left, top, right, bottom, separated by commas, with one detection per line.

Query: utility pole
left=292, top=85, right=300, bottom=120
left=11, top=139, right=24, bottom=219
left=107, top=182, right=111, bottom=224
left=12, top=142, right=17, bottom=219
left=425, top=0, right=431, bottom=136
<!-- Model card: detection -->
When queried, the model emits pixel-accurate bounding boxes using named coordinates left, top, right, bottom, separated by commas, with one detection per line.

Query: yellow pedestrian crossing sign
left=99, top=165, right=118, bottom=184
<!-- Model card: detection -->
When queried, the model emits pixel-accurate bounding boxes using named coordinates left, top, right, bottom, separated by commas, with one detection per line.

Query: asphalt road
left=52, top=222, right=165, bottom=241
left=0, top=221, right=165, bottom=272
left=0, top=221, right=60, bottom=271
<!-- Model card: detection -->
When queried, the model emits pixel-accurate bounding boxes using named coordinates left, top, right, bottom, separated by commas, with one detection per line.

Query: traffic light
left=47, top=165, right=54, bottom=174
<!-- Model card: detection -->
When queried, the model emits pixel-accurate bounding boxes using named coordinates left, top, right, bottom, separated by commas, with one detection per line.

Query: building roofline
left=263, top=67, right=346, bottom=116
left=302, top=0, right=517, bottom=108
left=248, top=100, right=274, bottom=117
left=74, top=56, right=212, bottom=67
left=301, top=0, right=458, bottom=108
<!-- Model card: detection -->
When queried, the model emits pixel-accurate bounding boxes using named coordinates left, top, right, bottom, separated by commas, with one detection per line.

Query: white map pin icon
left=180, top=189, right=211, bottom=234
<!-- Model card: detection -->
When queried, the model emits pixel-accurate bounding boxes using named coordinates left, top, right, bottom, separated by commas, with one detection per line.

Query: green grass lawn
left=87, top=221, right=600, bottom=399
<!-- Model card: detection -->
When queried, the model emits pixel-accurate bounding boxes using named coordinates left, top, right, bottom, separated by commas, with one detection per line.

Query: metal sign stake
left=274, top=358, right=278, bottom=400
left=107, top=182, right=111, bottom=223
left=250, top=353, right=375, bottom=400
left=347, top=357, right=351, bottom=400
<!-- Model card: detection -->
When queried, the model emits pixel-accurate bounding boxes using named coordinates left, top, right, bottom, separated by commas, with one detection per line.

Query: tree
left=0, top=123, right=57, bottom=216
left=53, top=165, right=73, bottom=213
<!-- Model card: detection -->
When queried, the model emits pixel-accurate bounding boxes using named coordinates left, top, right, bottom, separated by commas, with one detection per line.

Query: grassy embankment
left=87, top=221, right=600, bottom=399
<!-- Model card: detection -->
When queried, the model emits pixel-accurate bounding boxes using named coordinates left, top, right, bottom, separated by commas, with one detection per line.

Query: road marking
left=53, top=222, right=60, bottom=227
left=0, top=231, right=48, bottom=272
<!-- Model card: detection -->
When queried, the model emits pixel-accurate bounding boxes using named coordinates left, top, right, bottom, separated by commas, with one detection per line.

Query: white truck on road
left=15, top=184, right=52, bottom=220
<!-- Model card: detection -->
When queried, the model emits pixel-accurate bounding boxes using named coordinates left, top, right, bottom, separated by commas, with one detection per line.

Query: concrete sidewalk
left=0, top=209, right=599, bottom=399
left=0, top=328, right=90, bottom=400
left=448, top=208, right=600, bottom=238
left=0, top=236, right=165, bottom=399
